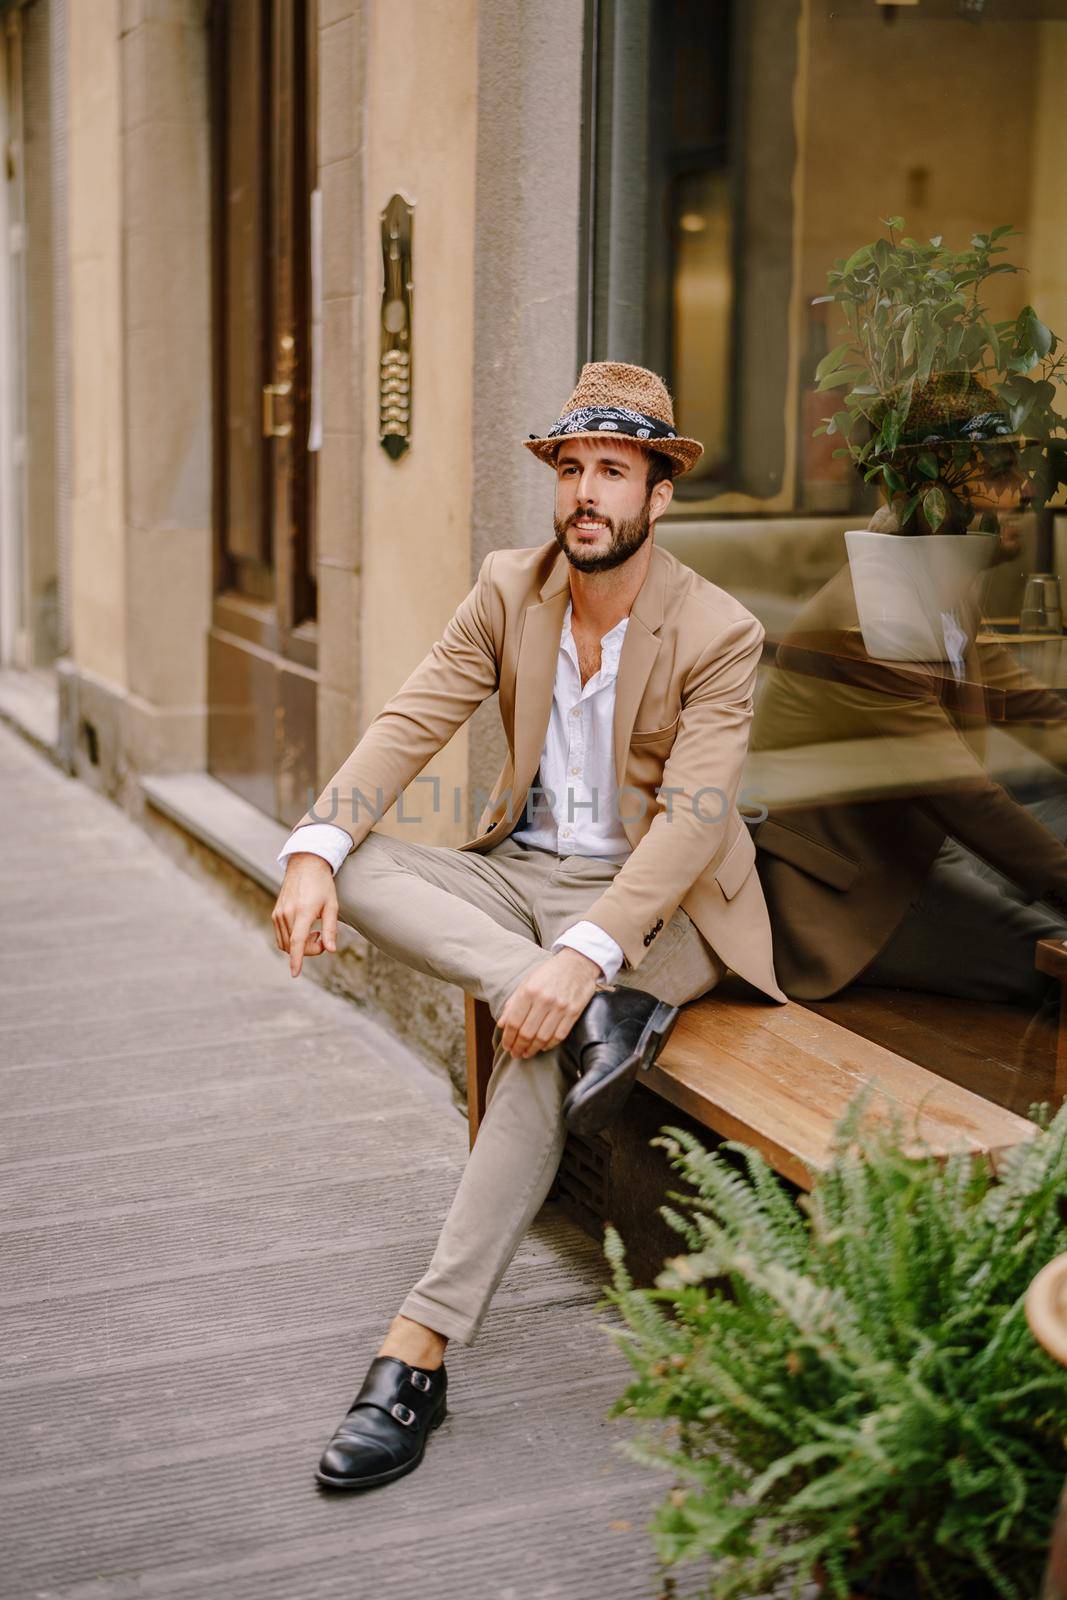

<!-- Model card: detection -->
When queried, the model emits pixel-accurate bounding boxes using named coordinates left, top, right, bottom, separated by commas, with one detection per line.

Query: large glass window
left=587, top=0, right=1067, bottom=1116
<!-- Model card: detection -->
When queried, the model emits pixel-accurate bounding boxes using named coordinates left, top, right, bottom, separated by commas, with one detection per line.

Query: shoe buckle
left=409, top=1370, right=432, bottom=1392
left=391, top=1402, right=417, bottom=1426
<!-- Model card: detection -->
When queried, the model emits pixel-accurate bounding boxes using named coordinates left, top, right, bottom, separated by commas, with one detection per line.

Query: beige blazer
left=294, top=539, right=786, bottom=1003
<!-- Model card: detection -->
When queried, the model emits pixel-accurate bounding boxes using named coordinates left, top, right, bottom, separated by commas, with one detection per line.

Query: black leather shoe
left=560, top=988, right=679, bottom=1136
left=315, top=1355, right=448, bottom=1490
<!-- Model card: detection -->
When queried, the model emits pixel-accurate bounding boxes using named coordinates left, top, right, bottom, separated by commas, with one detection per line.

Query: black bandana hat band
left=902, top=411, right=1018, bottom=447
left=531, top=404, right=679, bottom=444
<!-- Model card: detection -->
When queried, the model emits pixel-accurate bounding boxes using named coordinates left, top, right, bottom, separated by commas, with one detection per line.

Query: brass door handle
left=262, top=381, right=293, bottom=438
left=379, top=193, right=413, bottom=459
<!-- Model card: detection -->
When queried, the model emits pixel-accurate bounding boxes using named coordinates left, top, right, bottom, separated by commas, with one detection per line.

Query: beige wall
left=120, top=0, right=212, bottom=771
left=22, top=0, right=59, bottom=666
left=801, top=7, right=1037, bottom=314
left=68, top=0, right=125, bottom=687
left=314, top=0, right=365, bottom=831
left=1027, top=20, right=1067, bottom=360
left=359, top=0, right=479, bottom=845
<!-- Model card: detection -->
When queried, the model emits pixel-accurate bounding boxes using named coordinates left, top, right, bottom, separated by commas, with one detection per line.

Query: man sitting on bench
left=271, top=361, right=784, bottom=1493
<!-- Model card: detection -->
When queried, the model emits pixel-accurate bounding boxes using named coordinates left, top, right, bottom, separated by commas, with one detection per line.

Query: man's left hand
left=498, top=948, right=603, bottom=1060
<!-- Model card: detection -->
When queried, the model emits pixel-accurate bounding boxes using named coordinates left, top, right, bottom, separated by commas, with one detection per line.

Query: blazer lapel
left=511, top=552, right=570, bottom=796
left=612, top=545, right=667, bottom=785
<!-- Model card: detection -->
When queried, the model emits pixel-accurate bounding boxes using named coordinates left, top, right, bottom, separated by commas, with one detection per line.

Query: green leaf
left=917, top=451, right=939, bottom=480
left=816, top=366, right=867, bottom=393
left=923, top=485, right=948, bottom=531
left=882, top=410, right=902, bottom=454
left=901, top=321, right=916, bottom=366
left=814, top=343, right=854, bottom=383
left=1021, top=305, right=1054, bottom=359
left=842, top=244, right=873, bottom=278
left=1010, top=396, right=1037, bottom=433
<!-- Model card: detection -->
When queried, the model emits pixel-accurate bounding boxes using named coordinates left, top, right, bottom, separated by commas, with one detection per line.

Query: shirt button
left=570, top=766, right=580, bottom=776
left=570, top=707, right=580, bottom=718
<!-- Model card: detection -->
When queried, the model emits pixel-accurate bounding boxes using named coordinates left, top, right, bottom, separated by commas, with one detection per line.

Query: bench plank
left=644, top=994, right=1038, bottom=1190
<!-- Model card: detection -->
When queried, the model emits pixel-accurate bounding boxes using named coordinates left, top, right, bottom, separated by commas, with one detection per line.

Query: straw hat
left=524, top=361, right=703, bottom=478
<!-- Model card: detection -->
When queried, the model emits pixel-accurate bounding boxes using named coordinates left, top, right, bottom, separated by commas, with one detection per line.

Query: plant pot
left=844, top=529, right=993, bottom=662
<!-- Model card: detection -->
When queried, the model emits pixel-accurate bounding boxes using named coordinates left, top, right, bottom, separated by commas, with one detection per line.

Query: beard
left=552, top=501, right=652, bottom=573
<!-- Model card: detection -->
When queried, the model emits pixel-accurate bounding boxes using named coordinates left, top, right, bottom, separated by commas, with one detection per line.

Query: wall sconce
left=379, top=194, right=414, bottom=460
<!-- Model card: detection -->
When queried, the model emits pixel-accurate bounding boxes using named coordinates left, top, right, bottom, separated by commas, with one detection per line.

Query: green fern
left=595, top=1095, right=1067, bottom=1600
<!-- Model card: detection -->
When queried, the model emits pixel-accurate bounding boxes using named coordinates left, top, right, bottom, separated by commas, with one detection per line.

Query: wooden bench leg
left=464, top=994, right=496, bottom=1149
left=1035, top=939, right=1067, bottom=1109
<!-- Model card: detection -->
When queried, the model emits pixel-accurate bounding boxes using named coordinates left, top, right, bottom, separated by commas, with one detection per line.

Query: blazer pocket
left=630, top=715, right=680, bottom=745
left=715, top=824, right=756, bottom=901
left=755, top=817, right=860, bottom=892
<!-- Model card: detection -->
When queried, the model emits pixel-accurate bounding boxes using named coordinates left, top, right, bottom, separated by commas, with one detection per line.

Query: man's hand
left=272, top=854, right=340, bottom=978
left=498, top=948, right=603, bottom=1060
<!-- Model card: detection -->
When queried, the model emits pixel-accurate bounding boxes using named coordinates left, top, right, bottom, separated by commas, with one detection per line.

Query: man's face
left=552, top=436, right=673, bottom=574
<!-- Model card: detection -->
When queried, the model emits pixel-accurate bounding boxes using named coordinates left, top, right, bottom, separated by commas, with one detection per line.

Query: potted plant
left=810, top=220, right=1067, bottom=661
left=596, top=1091, right=1067, bottom=1600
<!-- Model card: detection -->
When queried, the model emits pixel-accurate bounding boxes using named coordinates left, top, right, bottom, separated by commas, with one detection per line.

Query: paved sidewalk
left=0, top=724, right=705, bottom=1600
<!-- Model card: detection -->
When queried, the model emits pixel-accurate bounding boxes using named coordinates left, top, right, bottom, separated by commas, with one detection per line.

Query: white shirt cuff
left=552, top=921, right=625, bottom=983
left=276, top=823, right=354, bottom=877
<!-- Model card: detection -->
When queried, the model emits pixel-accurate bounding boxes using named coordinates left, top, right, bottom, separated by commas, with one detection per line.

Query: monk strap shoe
left=315, top=1354, right=448, bottom=1490
left=560, top=988, right=679, bottom=1136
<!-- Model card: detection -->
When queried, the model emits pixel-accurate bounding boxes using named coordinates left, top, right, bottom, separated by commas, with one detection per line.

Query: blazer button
left=643, top=933, right=652, bottom=947
left=655, top=918, right=663, bottom=931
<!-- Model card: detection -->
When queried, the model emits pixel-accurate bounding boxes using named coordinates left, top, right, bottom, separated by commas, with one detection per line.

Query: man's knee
left=484, top=1037, right=568, bottom=1119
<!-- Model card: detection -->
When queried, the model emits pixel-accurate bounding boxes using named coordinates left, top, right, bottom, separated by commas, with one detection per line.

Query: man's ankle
left=377, top=1312, right=448, bottom=1370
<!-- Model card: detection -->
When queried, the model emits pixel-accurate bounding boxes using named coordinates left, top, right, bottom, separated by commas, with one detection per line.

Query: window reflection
left=672, top=168, right=733, bottom=483
left=591, top=0, right=1067, bottom=1111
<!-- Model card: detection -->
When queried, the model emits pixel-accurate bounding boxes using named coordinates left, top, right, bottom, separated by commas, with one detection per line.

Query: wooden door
left=207, top=0, right=319, bottom=823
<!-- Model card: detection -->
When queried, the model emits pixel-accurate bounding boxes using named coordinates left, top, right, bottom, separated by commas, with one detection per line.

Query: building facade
left=3, top=0, right=1066, bottom=1136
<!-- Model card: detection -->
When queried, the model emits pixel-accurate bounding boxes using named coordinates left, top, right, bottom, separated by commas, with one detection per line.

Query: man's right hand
left=272, top=854, right=340, bottom=978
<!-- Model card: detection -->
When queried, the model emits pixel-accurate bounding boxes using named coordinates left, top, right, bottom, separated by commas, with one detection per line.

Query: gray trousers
left=333, top=831, right=725, bottom=1345
left=863, top=793, right=1067, bottom=1005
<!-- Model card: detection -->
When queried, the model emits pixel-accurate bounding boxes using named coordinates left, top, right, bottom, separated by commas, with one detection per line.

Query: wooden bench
left=464, top=980, right=1041, bottom=1191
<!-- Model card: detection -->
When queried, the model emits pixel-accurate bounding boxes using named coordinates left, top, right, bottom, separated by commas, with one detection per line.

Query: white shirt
left=277, top=601, right=629, bottom=981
